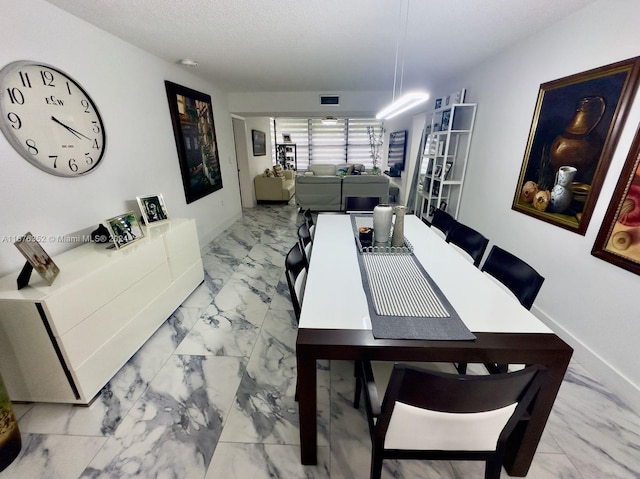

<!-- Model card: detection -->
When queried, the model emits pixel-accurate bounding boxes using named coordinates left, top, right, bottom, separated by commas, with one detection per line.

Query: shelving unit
left=276, top=143, right=297, bottom=171
left=414, top=102, right=477, bottom=222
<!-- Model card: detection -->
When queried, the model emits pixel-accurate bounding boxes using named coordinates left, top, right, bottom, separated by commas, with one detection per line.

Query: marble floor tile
left=545, top=362, right=640, bottom=479
left=205, top=443, right=331, bottom=479
left=175, top=307, right=260, bottom=358
left=79, top=355, right=244, bottom=479
left=219, top=326, right=331, bottom=447
left=1, top=433, right=107, bottom=479
left=5, top=203, right=640, bottom=479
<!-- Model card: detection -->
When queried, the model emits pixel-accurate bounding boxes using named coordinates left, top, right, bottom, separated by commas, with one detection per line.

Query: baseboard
left=532, top=305, right=640, bottom=416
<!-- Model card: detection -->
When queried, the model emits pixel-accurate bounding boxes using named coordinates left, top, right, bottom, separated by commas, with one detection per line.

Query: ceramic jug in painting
left=549, top=166, right=577, bottom=213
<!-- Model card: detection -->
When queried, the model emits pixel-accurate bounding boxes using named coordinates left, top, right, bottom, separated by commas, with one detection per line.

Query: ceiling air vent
left=320, top=95, right=340, bottom=106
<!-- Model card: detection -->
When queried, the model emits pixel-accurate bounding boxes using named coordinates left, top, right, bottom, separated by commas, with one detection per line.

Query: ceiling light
left=376, top=0, right=429, bottom=120
left=321, top=117, right=338, bottom=125
left=376, top=91, right=429, bottom=120
left=179, top=58, right=199, bottom=67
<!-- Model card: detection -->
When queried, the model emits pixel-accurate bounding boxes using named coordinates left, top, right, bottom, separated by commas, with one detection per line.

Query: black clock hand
left=51, top=116, right=91, bottom=140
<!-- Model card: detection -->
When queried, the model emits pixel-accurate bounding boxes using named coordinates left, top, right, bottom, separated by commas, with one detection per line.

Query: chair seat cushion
left=384, top=401, right=517, bottom=451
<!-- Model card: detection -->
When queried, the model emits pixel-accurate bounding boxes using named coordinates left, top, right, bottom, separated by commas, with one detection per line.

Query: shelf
left=414, top=101, right=477, bottom=221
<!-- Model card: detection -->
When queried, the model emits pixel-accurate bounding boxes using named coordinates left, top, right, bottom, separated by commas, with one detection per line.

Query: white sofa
left=254, top=170, right=295, bottom=202
left=294, top=164, right=390, bottom=211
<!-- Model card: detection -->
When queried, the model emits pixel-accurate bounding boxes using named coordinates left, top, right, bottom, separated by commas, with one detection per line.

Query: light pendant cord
left=398, top=0, right=410, bottom=100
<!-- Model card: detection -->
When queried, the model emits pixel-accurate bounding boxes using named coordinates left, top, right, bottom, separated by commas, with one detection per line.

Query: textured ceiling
left=45, top=0, right=596, bottom=94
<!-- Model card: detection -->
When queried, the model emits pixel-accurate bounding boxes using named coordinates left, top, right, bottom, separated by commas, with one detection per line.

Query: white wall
left=228, top=91, right=390, bottom=118
left=425, top=0, right=640, bottom=409
left=0, top=0, right=242, bottom=277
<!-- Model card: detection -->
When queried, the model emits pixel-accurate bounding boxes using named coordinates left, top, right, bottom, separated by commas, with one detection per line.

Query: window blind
left=273, top=118, right=382, bottom=171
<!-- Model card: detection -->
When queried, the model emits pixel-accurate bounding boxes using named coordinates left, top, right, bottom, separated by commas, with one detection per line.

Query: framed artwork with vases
left=512, top=56, right=640, bottom=235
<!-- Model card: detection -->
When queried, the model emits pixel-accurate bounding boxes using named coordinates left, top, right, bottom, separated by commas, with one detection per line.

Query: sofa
left=254, top=169, right=295, bottom=202
left=294, top=163, right=390, bottom=211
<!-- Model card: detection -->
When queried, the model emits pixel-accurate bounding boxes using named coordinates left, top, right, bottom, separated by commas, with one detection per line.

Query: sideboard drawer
left=43, top=237, right=167, bottom=336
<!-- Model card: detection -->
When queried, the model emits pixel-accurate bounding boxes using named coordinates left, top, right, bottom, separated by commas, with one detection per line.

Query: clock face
left=0, top=61, right=106, bottom=177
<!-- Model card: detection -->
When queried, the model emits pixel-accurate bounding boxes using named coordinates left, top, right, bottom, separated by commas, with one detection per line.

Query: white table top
left=298, top=214, right=552, bottom=334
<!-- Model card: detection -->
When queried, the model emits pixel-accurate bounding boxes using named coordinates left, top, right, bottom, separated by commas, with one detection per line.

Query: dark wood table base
left=296, top=329, right=572, bottom=476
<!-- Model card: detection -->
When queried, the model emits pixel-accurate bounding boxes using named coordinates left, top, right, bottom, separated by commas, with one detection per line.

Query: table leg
left=297, top=346, right=317, bottom=465
left=503, top=359, right=569, bottom=476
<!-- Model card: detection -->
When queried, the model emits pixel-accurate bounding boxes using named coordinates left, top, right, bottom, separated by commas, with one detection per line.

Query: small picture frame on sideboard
left=14, top=232, right=60, bottom=287
left=104, top=211, right=145, bottom=250
left=137, top=194, right=169, bottom=226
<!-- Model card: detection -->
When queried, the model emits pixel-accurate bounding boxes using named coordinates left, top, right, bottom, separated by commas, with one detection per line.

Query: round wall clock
left=0, top=60, right=106, bottom=177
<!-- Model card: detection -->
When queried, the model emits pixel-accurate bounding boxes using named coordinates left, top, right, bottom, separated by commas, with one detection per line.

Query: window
left=273, top=118, right=383, bottom=171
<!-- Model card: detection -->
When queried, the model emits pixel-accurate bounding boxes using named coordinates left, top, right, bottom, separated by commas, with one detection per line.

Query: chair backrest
left=445, top=222, right=489, bottom=267
left=344, top=196, right=379, bottom=212
left=303, top=209, right=315, bottom=237
left=376, top=364, right=546, bottom=452
left=297, top=222, right=313, bottom=266
left=430, top=208, right=456, bottom=239
left=481, top=245, right=545, bottom=310
left=285, top=242, right=307, bottom=322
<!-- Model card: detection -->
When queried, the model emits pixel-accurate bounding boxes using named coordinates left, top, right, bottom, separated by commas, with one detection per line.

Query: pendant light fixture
left=376, top=0, right=429, bottom=120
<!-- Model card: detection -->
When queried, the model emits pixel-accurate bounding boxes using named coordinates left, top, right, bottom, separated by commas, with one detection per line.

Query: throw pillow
left=264, top=168, right=274, bottom=177
left=346, top=165, right=354, bottom=175
left=273, top=164, right=285, bottom=178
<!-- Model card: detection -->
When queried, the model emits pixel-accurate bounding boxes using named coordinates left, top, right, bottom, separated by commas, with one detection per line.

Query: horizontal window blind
left=273, top=118, right=382, bottom=171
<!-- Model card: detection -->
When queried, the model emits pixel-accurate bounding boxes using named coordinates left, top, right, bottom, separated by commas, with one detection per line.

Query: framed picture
left=512, top=57, right=640, bottom=235
left=14, top=232, right=59, bottom=285
left=444, top=162, right=453, bottom=179
left=104, top=211, right=144, bottom=250
left=252, top=129, right=266, bottom=156
left=434, top=98, right=442, bottom=110
left=282, top=133, right=292, bottom=143
left=592, top=122, right=640, bottom=275
left=441, top=109, right=451, bottom=131
left=137, top=194, right=169, bottom=226
left=165, top=81, right=223, bottom=204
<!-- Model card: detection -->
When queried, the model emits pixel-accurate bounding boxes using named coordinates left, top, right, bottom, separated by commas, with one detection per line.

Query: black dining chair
left=355, top=362, right=547, bottom=479
left=297, top=222, right=313, bottom=268
left=445, top=221, right=489, bottom=267
left=482, top=245, right=545, bottom=310
left=285, top=242, right=307, bottom=323
left=429, top=208, right=456, bottom=240
left=457, top=245, right=545, bottom=375
left=344, top=196, right=380, bottom=212
left=303, top=209, right=315, bottom=237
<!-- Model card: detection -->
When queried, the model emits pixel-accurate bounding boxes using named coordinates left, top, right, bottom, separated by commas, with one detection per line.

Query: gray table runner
left=351, top=214, right=476, bottom=341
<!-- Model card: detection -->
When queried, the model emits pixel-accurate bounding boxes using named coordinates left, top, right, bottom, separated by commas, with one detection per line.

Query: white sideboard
left=0, top=218, right=204, bottom=404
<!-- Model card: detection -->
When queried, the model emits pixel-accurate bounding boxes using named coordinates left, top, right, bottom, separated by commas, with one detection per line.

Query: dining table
left=296, top=213, right=573, bottom=476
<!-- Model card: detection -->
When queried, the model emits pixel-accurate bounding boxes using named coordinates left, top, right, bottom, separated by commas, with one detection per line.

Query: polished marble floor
left=3, top=203, right=640, bottom=478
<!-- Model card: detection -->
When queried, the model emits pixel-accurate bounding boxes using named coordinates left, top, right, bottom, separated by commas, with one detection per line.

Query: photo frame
left=252, top=129, right=266, bottom=156
left=592, top=122, right=640, bottom=275
left=434, top=98, right=442, bottom=110
left=104, top=211, right=144, bottom=250
left=444, top=162, right=453, bottom=179
left=14, top=232, right=60, bottom=285
left=441, top=109, right=451, bottom=131
left=137, top=194, right=169, bottom=226
left=512, top=57, right=640, bottom=235
left=165, top=81, right=223, bottom=204
left=282, top=133, right=292, bottom=143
